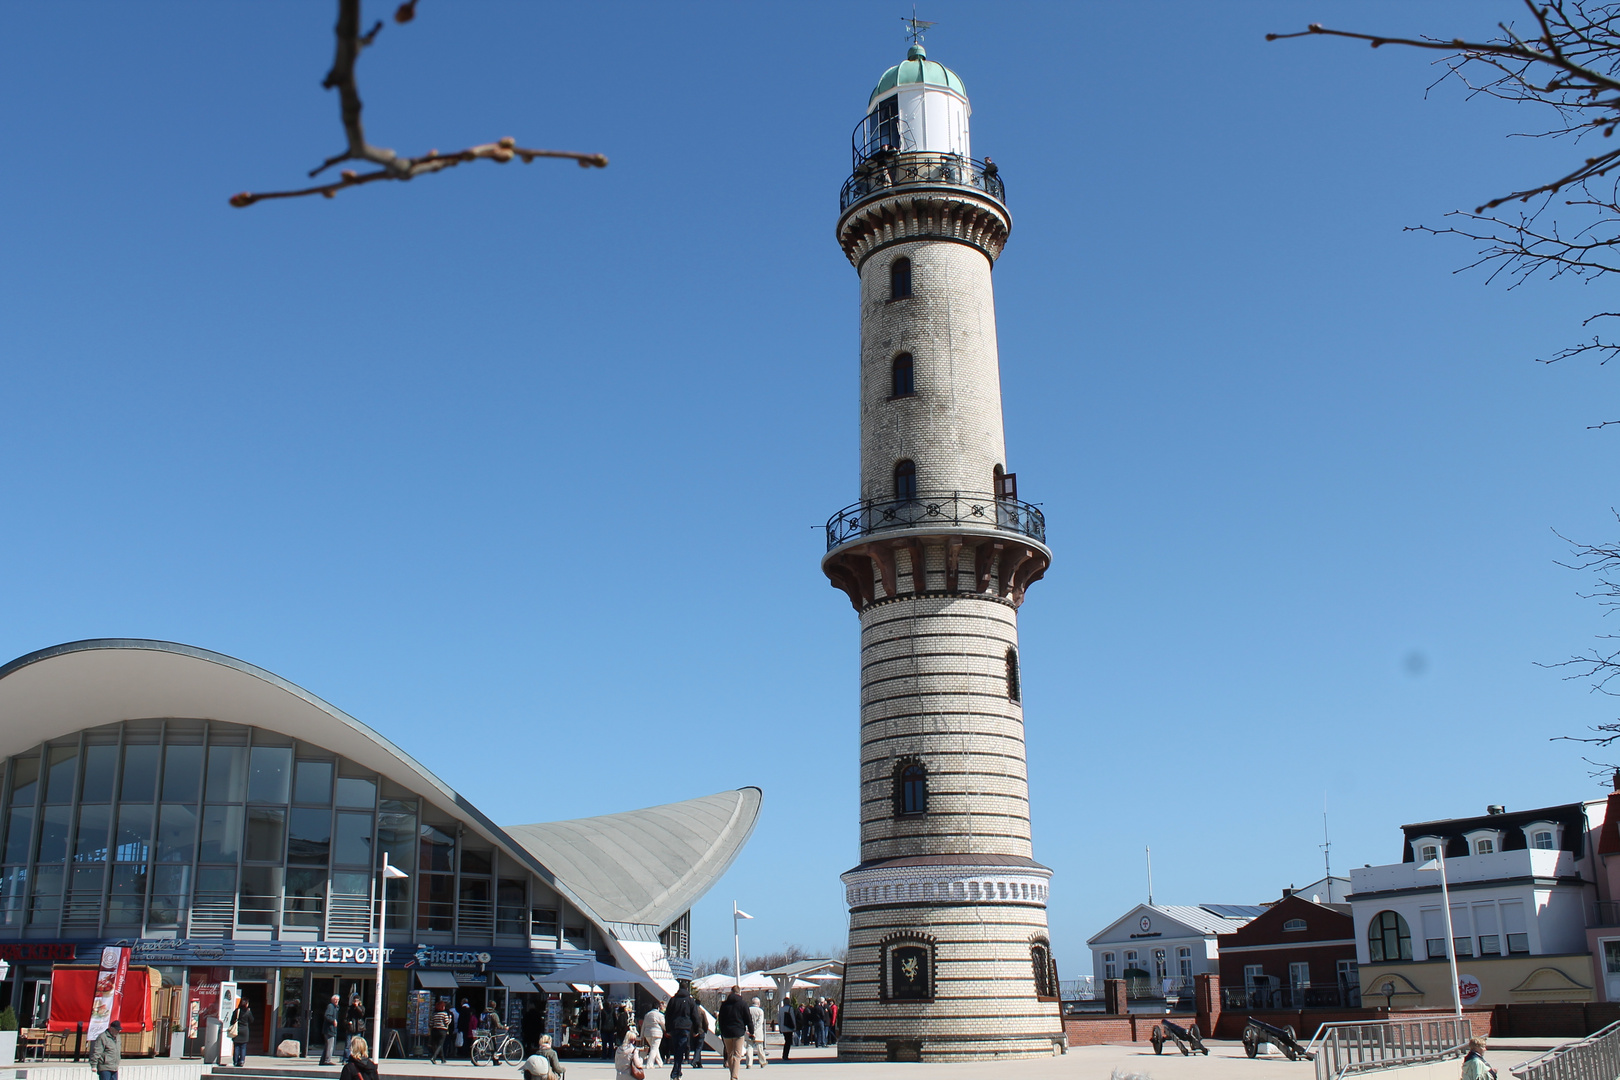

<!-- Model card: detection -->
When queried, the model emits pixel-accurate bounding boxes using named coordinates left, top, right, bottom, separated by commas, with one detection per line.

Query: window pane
left=36, top=805, right=71, bottom=863
left=287, top=807, right=331, bottom=865
left=1507, top=933, right=1530, bottom=954
left=4, top=808, right=34, bottom=864
left=333, top=812, right=373, bottom=867
left=239, top=866, right=282, bottom=926
left=1606, top=941, right=1620, bottom=974
left=29, top=865, right=61, bottom=926
left=81, top=745, right=118, bottom=801
left=44, top=746, right=77, bottom=804
left=206, top=746, right=248, bottom=803
left=161, top=745, right=202, bottom=803
left=418, top=873, right=453, bottom=931
left=9, top=756, right=39, bottom=806
left=107, top=865, right=147, bottom=924
left=245, top=807, right=286, bottom=862
left=462, top=849, right=492, bottom=876
left=200, top=806, right=244, bottom=863
left=155, top=804, right=197, bottom=864
left=248, top=747, right=292, bottom=803
left=1480, top=935, right=1501, bottom=955
left=115, top=804, right=153, bottom=862
left=196, top=866, right=236, bottom=894
left=335, top=776, right=376, bottom=810
left=119, top=745, right=158, bottom=804
left=74, top=805, right=111, bottom=862
left=284, top=869, right=326, bottom=927
left=0, top=868, right=27, bottom=928
left=420, top=824, right=454, bottom=872
left=377, top=810, right=416, bottom=872
left=294, top=762, right=333, bottom=805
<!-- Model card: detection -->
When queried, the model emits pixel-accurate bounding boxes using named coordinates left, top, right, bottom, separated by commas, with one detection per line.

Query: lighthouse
left=821, top=31, right=1065, bottom=1061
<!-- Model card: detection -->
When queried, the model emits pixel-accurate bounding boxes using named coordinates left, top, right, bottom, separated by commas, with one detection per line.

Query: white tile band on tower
left=819, top=39, right=1064, bottom=1062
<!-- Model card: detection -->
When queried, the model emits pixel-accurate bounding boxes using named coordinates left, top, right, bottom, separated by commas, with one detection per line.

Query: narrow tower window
left=1006, top=647, right=1021, bottom=703
left=1031, top=938, right=1056, bottom=1000
left=894, top=459, right=918, bottom=503
left=895, top=760, right=927, bottom=816
left=891, top=353, right=914, bottom=398
left=890, top=257, right=912, bottom=300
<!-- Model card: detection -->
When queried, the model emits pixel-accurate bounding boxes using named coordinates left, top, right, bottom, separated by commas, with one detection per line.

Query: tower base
left=838, top=871, right=1065, bottom=1062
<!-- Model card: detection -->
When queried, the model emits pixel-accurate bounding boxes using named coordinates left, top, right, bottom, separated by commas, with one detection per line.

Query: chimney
left=1487, top=805, right=1505, bottom=816
left=1282, top=888, right=1293, bottom=898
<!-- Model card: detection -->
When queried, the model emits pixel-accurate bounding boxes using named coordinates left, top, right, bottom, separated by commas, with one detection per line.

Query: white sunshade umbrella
left=735, top=972, right=777, bottom=991
left=689, top=973, right=734, bottom=991
left=805, top=973, right=842, bottom=981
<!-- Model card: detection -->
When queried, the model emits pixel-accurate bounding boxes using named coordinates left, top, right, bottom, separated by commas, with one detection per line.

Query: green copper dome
left=869, top=44, right=966, bottom=107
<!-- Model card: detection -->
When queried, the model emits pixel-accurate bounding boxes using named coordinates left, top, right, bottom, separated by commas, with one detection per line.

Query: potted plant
left=0, top=1006, right=19, bottom=1063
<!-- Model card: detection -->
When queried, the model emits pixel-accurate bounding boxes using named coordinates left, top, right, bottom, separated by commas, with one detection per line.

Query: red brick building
left=1217, top=892, right=1360, bottom=1008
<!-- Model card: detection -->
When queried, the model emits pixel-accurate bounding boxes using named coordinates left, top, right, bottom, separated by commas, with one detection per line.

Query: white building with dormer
left=1086, top=903, right=1265, bottom=1005
left=1349, top=800, right=1608, bottom=1008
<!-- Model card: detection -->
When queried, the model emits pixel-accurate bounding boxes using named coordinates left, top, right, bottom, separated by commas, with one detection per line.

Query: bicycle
left=469, top=1026, right=525, bottom=1067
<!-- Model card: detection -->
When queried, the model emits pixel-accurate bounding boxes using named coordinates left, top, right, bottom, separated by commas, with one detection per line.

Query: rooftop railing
left=826, top=490, right=1044, bottom=552
left=840, top=151, right=1005, bottom=213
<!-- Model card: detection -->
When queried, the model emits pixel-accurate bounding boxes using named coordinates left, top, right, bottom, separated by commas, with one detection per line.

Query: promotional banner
left=85, top=946, right=129, bottom=1041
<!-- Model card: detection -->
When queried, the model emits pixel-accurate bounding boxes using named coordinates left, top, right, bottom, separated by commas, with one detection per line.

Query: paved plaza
left=150, top=1037, right=1565, bottom=1080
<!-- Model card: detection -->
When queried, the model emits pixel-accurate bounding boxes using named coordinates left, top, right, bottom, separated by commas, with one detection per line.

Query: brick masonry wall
left=859, top=240, right=1007, bottom=503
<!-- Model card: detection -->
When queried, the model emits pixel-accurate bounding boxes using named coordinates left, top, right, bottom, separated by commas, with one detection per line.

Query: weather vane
left=903, top=7, right=935, bottom=46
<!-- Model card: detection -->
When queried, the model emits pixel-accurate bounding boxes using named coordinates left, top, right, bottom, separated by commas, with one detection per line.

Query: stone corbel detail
left=838, top=192, right=1011, bottom=269
left=824, top=535, right=1050, bottom=612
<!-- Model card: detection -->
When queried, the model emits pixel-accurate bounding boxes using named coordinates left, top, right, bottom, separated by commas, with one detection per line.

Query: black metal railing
left=826, top=490, right=1044, bottom=551
left=1222, top=985, right=1362, bottom=1010
left=1593, top=901, right=1620, bottom=927
left=840, top=152, right=1005, bottom=213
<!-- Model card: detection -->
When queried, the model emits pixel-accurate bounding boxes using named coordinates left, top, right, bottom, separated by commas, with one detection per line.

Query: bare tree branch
left=231, top=0, right=606, bottom=208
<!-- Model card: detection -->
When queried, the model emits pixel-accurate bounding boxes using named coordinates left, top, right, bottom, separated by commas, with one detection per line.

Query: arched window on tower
left=890, top=257, right=912, bottom=300
left=1006, top=647, right=1021, bottom=703
left=894, top=459, right=918, bottom=503
left=894, top=760, right=927, bottom=816
left=891, top=353, right=914, bottom=398
left=1031, top=937, right=1058, bottom=1001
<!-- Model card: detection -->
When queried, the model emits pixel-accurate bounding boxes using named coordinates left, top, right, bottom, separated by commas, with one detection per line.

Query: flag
left=734, top=905, right=754, bottom=920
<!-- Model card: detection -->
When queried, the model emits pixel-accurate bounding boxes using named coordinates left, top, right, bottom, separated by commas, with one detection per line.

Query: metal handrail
left=840, top=152, right=1005, bottom=213
left=1309, top=1017, right=1473, bottom=1080
left=1511, top=1019, right=1620, bottom=1080
left=825, top=490, right=1045, bottom=551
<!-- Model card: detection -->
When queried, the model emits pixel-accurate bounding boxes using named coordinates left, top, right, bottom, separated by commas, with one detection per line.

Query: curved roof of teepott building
left=0, top=638, right=760, bottom=950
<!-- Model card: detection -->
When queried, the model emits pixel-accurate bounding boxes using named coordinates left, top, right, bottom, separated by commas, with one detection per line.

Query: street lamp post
left=1418, top=852, right=1462, bottom=1017
left=374, top=852, right=410, bottom=1050
left=732, top=903, right=753, bottom=985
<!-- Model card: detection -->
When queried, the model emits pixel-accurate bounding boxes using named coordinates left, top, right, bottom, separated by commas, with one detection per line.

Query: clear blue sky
left=3, top=2, right=1616, bottom=971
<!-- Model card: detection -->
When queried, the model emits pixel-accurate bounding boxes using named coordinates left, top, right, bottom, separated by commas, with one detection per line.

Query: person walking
left=664, top=981, right=698, bottom=1080
left=775, top=1001, right=795, bottom=1063
left=345, top=995, right=366, bottom=1061
left=743, top=998, right=767, bottom=1069
left=230, top=999, right=254, bottom=1067
left=532, top=1035, right=567, bottom=1080
left=89, top=1020, right=121, bottom=1080
left=614, top=1030, right=647, bottom=1080
left=717, top=988, right=750, bottom=1080
left=428, top=1000, right=452, bottom=1065
left=339, top=1037, right=377, bottom=1080
left=320, top=994, right=341, bottom=1066
left=457, top=999, right=475, bottom=1058
left=692, top=1003, right=712, bottom=1069
left=642, top=1001, right=666, bottom=1068
left=1461, top=1037, right=1498, bottom=1080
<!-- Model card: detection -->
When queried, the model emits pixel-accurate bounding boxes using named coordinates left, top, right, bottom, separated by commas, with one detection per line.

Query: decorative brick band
left=837, top=190, right=1012, bottom=270
left=843, top=861, right=1052, bottom=911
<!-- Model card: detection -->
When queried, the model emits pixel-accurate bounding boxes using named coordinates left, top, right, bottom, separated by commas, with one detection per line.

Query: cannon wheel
left=1280, top=1025, right=1299, bottom=1061
left=1150, top=1026, right=1164, bottom=1055
left=1189, top=1023, right=1208, bottom=1055
left=1243, top=1029, right=1259, bottom=1058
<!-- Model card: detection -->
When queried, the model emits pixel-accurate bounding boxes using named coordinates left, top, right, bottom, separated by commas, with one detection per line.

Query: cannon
left=1149, top=1019, right=1208, bottom=1056
left=1242, top=1018, right=1314, bottom=1061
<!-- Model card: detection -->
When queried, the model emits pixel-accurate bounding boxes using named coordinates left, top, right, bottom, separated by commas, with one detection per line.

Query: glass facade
left=0, top=720, right=591, bottom=949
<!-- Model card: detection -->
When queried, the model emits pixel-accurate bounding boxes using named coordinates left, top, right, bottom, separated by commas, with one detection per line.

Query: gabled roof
left=504, top=788, right=762, bottom=928
left=1088, top=903, right=1260, bottom=945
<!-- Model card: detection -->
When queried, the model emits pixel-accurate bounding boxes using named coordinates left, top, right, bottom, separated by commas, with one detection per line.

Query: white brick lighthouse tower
left=820, top=33, right=1065, bottom=1062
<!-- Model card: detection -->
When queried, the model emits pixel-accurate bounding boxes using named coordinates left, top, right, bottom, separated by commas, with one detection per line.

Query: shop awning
left=415, top=971, right=459, bottom=989
left=495, top=973, right=540, bottom=994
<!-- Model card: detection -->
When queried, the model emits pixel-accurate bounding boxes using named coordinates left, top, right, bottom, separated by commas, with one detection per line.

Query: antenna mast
left=1321, top=793, right=1333, bottom=902
left=1146, top=844, right=1154, bottom=906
